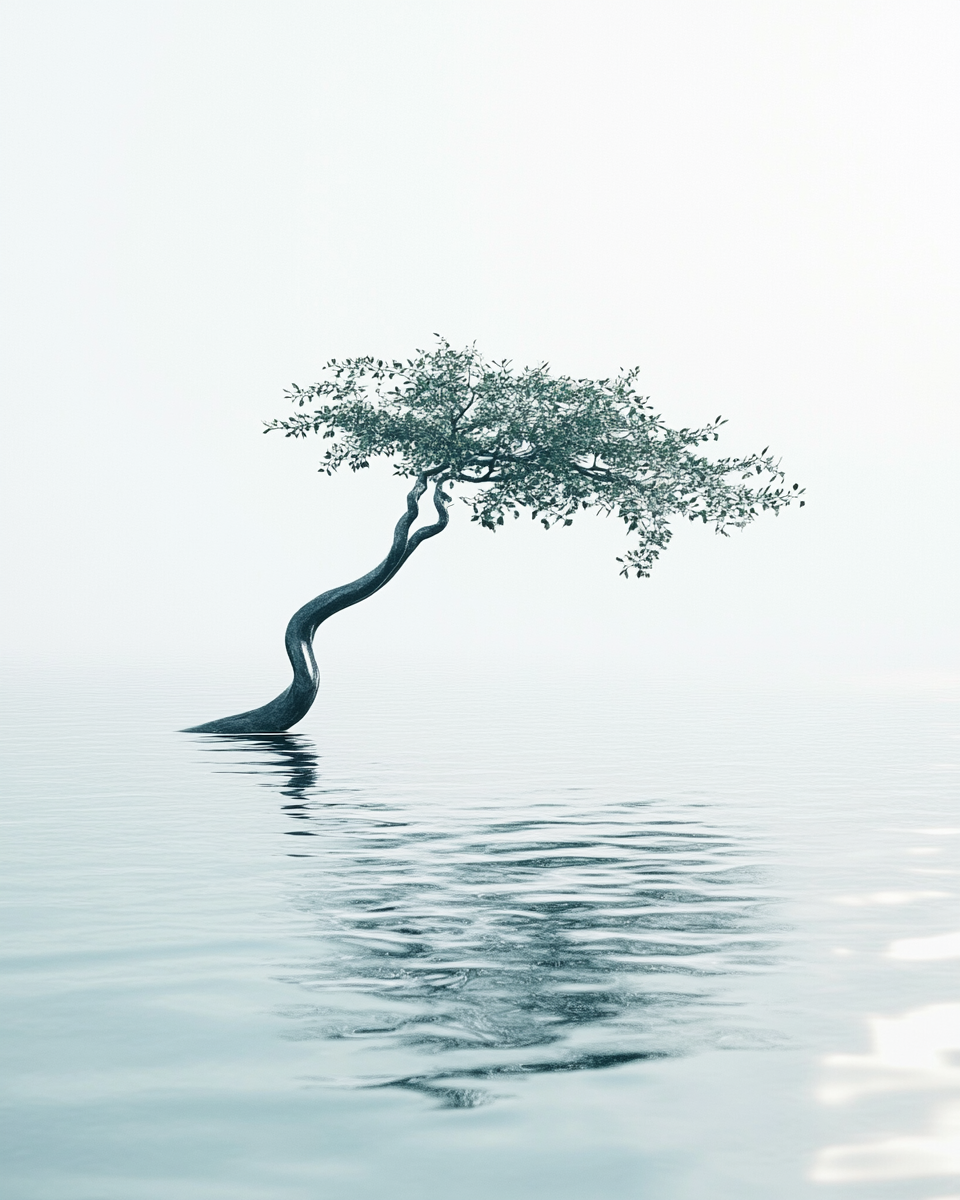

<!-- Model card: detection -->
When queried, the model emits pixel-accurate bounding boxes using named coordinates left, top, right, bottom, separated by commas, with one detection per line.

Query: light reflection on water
left=199, top=734, right=777, bottom=1108
left=812, top=824, right=960, bottom=1190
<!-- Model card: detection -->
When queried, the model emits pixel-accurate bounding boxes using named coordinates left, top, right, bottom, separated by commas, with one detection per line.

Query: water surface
left=2, top=665, right=958, bottom=1198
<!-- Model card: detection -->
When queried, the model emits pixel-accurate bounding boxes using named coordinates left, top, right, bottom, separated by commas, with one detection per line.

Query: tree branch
left=396, top=482, right=450, bottom=567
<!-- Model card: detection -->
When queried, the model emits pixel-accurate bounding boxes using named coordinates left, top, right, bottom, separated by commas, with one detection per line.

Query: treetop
left=266, top=339, right=803, bottom=577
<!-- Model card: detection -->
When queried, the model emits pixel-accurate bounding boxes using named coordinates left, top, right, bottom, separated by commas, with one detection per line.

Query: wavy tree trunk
left=182, top=476, right=449, bottom=734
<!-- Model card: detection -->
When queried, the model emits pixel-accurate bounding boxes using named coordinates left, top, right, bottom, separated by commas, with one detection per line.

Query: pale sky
left=2, top=1, right=958, bottom=688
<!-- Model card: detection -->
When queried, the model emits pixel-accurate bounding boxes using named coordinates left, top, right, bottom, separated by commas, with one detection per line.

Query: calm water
left=1, top=664, right=958, bottom=1199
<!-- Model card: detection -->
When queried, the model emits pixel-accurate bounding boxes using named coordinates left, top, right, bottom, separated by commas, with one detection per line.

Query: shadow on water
left=193, top=734, right=780, bottom=1108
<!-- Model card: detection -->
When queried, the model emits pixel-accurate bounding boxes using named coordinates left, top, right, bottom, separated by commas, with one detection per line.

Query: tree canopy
left=267, top=339, right=803, bottom=578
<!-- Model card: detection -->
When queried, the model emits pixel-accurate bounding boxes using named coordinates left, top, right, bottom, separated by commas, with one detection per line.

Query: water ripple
left=199, top=734, right=780, bottom=1106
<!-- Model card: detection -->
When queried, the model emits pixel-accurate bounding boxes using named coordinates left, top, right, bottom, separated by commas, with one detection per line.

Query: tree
left=184, top=340, right=803, bottom=734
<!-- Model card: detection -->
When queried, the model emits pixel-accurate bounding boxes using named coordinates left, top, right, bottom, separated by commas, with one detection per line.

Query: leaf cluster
left=266, top=340, right=804, bottom=577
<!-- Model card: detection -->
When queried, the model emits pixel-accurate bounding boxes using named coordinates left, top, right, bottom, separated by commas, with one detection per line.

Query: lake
left=2, top=663, right=958, bottom=1199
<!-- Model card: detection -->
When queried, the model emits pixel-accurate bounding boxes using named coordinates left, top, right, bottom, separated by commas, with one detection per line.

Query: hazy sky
left=2, top=1, right=958, bottom=688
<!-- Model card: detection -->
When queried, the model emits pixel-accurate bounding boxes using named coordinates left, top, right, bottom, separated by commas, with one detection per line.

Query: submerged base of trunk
left=182, top=680, right=318, bottom=735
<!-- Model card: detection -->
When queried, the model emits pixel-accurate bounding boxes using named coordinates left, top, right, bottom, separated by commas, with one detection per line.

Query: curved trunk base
left=182, top=680, right=319, bottom=735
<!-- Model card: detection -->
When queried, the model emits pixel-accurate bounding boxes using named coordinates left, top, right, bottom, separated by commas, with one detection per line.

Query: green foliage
left=266, top=340, right=803, bottom=577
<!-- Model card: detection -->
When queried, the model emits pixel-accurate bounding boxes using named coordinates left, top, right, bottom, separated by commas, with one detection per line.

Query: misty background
left=2, top=1, right=957, bottom=702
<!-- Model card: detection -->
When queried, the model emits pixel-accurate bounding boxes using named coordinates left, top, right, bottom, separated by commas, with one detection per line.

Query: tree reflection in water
left=199, top=734, right=779, bottom=1108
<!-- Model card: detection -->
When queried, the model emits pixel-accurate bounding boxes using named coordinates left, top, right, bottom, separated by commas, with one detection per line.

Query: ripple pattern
left=203, top=735, right=779, bottom=1107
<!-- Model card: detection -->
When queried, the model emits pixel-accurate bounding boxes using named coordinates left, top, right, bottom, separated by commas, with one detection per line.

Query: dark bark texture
left=182, top=477, right=449, bottom=734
